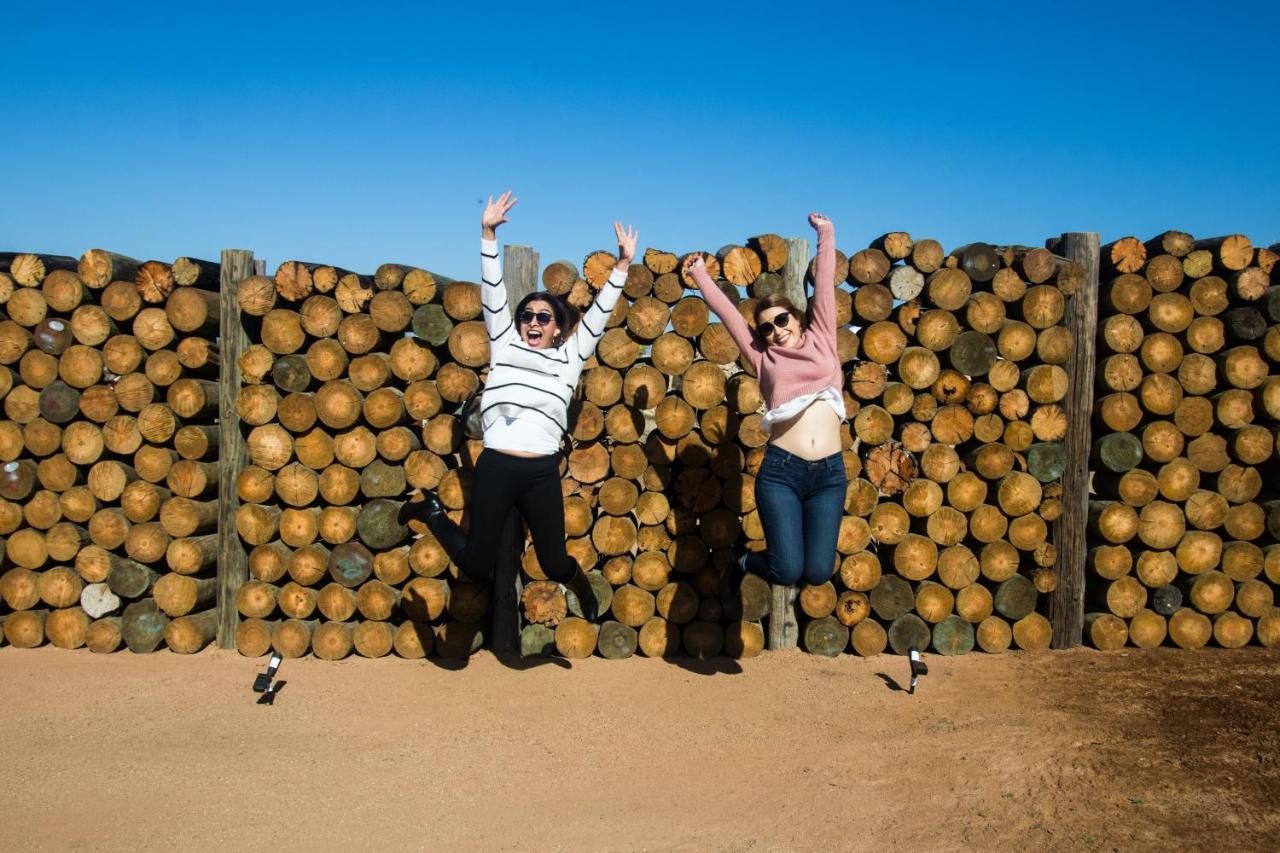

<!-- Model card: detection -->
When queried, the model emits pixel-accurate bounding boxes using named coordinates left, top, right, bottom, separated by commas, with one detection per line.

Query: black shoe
left=399, top=488, right=446, bottom=525
left=402, top=489, right=467, bottom=562
left=565, top=569, right=598, bottom=621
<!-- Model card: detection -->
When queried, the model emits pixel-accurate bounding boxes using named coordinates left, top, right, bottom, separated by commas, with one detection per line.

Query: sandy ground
left=1, top=645, right=1278, bottom=852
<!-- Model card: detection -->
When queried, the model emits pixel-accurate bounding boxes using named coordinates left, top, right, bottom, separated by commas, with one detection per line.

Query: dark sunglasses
left=756, top=311, right=793, bottom=338
left=519, top=310, right=555, bottom=325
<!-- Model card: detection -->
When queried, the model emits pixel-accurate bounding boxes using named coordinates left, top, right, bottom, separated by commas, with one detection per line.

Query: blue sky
left=3, top=1, right=1277, bottom=280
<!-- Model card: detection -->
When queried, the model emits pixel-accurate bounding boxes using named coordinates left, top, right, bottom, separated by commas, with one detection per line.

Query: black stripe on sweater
left=510, top=343, right=571, bottom=364
left=483, top=381, right=572, bottom=404
left=493, top=361, right=560, bottom=378
left=481, top=401, right=566, bottom=432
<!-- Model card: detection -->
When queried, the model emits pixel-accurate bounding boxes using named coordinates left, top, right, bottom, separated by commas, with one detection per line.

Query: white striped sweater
left=479, top=237, right=627, bottom=455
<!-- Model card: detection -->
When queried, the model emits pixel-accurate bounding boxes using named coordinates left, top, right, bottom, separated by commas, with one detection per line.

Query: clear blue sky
left=3, top=1, right=1277, bottom=280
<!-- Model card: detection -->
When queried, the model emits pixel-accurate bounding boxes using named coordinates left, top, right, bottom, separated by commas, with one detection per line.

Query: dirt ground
left=1, top=646, right=1277, bottom=852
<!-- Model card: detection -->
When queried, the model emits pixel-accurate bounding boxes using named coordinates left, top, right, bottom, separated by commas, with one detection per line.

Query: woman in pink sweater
left=683, top=213, right=847, bottom=587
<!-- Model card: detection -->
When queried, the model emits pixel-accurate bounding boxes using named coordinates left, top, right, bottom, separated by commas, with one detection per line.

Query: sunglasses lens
left=520, top=311, right=554, bottom=325
left=758, top=311, right=791, bottom=338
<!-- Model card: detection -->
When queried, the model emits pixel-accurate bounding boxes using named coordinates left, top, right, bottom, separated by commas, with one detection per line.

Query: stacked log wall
left=7, top=231, right=1277, bottom=660
left=1085, top=234, right=1280, bottom=650
left=0, top=251, right=223, bottom=653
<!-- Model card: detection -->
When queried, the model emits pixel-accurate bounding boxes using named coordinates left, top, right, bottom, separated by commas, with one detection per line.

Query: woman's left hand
left=615, top=222, right=638, bottom=270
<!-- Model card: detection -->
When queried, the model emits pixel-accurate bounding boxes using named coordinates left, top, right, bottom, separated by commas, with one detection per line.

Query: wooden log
left=312, top=621, right=354, bottom=661
left=637, top=616, right=680, bottom=657
left=390, top=621, right=434, bottom=658
left=802, top=615, right=848, bottom=657
left=268, top=618, right=314, bottom=658
left=597, top=621, right=638, bottom=660
left=994, top=574, right=1037, bottom=620
left=887, top=613, right=931, bottom=656
left=121, top=599, right=169, bottom=653
left=931, top=614, right=975, bottom=656
left=164, top=609, right=219, bottom=654
left=352, top=621, right=394, bottom=658
left=722, top=620, right=765, bottom=658
left=682, top=621, right=725, bottom=658
left=3, top=608, right=48, bottom=648
left=1167, top=607, right=1211, bottom=649
left=554, top=616, right=598, bottom=659
left=44, top=606, right=89, bottom=649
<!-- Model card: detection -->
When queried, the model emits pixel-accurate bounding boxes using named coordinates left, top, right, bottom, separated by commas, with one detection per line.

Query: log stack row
left=230, top=258, right=492, bottom=660
left=1086, top=233, right=1280, bottom=650
left=513, top=234, right=1081, bottom=658
left=0, top=250, right=223, bottom=654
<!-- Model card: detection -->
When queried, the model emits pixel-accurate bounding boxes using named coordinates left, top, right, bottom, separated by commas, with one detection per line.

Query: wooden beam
left=216, top=249, right=255, bottom=649
left=490, top=245, right=540, bottom=656
left=765, top=236, right=810, bottom=651
left=1048, top=232, right=1100, bottom=649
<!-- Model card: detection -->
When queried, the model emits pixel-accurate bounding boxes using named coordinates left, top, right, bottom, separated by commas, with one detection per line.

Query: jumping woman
left=684, top=213, right=846, bottom=587
left=408, top=191, right=637, bottom=617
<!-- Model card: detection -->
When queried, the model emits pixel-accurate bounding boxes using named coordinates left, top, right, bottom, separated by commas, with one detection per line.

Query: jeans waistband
left=764, top=445, right=843, bottom=468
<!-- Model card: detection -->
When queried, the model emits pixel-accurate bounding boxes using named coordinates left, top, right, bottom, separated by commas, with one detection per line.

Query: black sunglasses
left=519, top=310, right=555, bottom=325
left=756, top=311, right=793, bottom=338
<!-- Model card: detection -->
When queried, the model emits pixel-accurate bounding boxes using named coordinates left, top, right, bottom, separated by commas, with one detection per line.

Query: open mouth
left=526, top=328, right=544, bottom=345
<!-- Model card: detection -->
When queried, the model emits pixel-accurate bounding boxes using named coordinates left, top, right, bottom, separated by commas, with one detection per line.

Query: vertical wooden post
left=489, top=244, right=539, bottom=655
left=1049, top=232, right=1100, bottom=649
left=764, top=236, right=810, bottom=651
left=216, top=249, right=255, bottom=649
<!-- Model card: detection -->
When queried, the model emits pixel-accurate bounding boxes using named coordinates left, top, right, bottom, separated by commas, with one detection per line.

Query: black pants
left=455, top=449, right=578, bottom=584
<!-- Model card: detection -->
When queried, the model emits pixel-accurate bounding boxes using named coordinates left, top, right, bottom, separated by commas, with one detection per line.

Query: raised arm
left=479, top=191, right=519, bottom=350
left=573, top=222, right=637, bottom=362
left=807, top=212, right=837, bottom=339
left=683, top=254, right=761, bottom=369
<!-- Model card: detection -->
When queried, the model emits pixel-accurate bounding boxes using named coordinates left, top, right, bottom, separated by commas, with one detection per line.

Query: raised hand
left=482, top=191, right=518, bottom=238
left=808, top=212, right=832, bottom=230
left=614, top=222, right=638, bottom=270
left=681, top=253, right=705, bottom=278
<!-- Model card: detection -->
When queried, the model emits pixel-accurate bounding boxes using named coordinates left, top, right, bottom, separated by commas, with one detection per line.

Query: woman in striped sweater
left=408, top=191, right=637, bottom=615
left=684, top=213, right=847, bottom=588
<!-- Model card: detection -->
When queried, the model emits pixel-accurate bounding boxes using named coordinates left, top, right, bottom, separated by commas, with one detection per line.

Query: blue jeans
left=746, top=446, right=848, bottom=586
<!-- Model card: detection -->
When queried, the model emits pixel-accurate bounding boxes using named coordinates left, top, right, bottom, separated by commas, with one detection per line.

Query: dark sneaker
left=399, top=488, right=446, bottom=525
left=565, top=569, right=598, bottom=621
left=402, top=489, right=467, bottom=563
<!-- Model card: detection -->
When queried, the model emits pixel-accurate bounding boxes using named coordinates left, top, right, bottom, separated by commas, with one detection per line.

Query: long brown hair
left=753, top=294, right=808, bottom=341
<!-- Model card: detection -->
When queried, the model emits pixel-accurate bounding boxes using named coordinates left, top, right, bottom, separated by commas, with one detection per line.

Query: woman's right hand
left=682, top=253, right=705, bottom=279
left=482, top=191, right=518, bottom=239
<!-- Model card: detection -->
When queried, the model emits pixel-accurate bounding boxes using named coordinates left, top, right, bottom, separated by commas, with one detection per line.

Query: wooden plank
left=1048, top=232, right=1100, bottom=649
left=490, top=245, right=540, bottom=656
left=216, top=249, right=256, bottom=649
left=765, top=237, right=810, bottom=651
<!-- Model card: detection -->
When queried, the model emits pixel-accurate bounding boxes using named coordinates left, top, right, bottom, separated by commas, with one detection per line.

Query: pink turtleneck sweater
left=689, top=223, right=843, bottom=414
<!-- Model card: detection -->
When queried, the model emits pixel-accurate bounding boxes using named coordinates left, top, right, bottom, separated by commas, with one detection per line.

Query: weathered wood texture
left=218, top=249, right=254, bottom=648
left=1050, top=233, right=1100, bottom=648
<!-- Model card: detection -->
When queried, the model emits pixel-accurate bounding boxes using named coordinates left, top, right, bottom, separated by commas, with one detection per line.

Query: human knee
left=767, top=559, right=804, bottom=587
left=540, top=555, right=579, bottom=584
left=800, top=563, right=835, bottom=586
